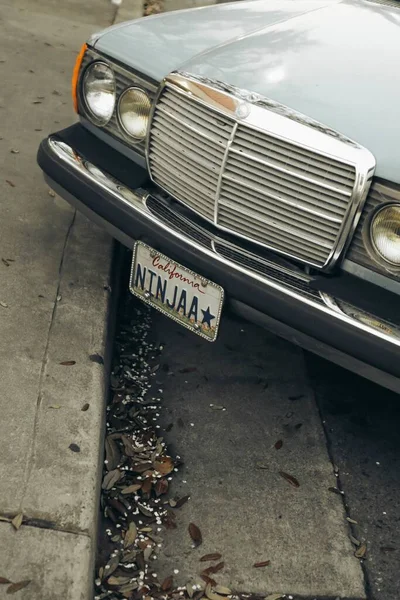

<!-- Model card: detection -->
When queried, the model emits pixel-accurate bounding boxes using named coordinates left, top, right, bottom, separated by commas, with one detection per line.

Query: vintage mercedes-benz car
left=37, top=0, right=400, bottom=392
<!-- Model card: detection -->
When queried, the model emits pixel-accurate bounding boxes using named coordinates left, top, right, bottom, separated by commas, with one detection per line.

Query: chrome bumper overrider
left=47, top=137, right=400, bottom=350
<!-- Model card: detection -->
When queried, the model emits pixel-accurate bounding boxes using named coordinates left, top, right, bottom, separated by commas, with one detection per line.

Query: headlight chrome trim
left=81, top=60, right=116, bottom=127
left=365, top=202, right=400, bottom=270
left=117, top=86, right=152, bottom=141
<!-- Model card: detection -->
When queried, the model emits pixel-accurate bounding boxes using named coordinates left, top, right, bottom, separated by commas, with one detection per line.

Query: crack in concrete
left=0, top=512, right=91, bottom=538
left=19, top=210, right=77, bottom=512
left=111, top=3, right=120, bottom=25
left=308, top=372, right=370, bottom=600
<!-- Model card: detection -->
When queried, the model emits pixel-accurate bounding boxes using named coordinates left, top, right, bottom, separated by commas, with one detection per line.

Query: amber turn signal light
left=72, top=43, right=87, bottom=113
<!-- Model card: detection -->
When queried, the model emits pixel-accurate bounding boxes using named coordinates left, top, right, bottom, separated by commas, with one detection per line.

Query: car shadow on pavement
left=305, top=353, right=400, bottom=600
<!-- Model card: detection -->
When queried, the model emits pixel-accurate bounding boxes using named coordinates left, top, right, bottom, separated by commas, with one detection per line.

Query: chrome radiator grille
left=219, top=125, right=355, bottom=265
left=149, top=86, right=233, bottom=220
left=148, top=76, right=373, bottom=269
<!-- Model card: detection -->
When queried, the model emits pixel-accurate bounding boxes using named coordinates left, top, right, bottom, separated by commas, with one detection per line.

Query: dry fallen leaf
left=161, top=575, right=173, bottom=591
left=138, top=503, right=153, bottom=518
left=254, top=560, right=271, bottom=568
left=89, top=353, right=104, bottom=365
left=175, top=495, right=190, bottom=509
left=121, top=483, right=142, bottom=495
left=119, top=582, right=139, bottom=595
left=11, top=513, right=23, bottom=531
left=274, top=440, right=283, bottom=450
left=102, top=469, right=121, bottom=491
left=346, top=517, right=358, bottom=524
left=203, top=561, right=224, bottom=575
left=155, top=478, right=168, bottom=497
left=279, top=471, right=300, bottom=488
left=107, top=576, right=131, bottom=586
left=200, top=553, right=222, bottom=562
left=0, top=578, right=11, bottom=584
left=141, top=478, right=152, bottom=495
left=59, top=360, right=76, bottom=366
left=81, top=403, right=90, bottom=412
left=355, top=543, right=367, bottom=558
left=380, top=546, right=396, bottom=553
left=205, top=583, right=225, bottom=600
left=6, top=580, right=31, bottom=594
left=215, top=586, right=231, bottom=595
left=104, top=555, right=119, bottom=577
left=201, top=574, right=217, bottom=587
left=350, top=535, right=361, bottom=547
left=124, top=521, right=137, bottom=548
left=105, top=436, right=120, bottom=471
left=189, top=522, right=202, bottom=547
left=154, top=456, right=174, bottom=475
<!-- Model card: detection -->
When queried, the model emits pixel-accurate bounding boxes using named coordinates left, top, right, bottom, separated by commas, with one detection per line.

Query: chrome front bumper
left=38, top=129, right=400, bottom=392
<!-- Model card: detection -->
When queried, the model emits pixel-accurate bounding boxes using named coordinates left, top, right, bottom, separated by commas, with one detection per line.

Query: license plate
left=129, top=242, right=224, bottom=341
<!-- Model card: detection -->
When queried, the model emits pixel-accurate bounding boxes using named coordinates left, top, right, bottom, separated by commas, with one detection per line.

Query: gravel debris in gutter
left=94, top=295, right=311, bottom=600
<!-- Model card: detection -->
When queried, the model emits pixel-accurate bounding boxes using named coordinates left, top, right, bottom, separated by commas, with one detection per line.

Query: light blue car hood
left=94, top=0, right=400, bottom=183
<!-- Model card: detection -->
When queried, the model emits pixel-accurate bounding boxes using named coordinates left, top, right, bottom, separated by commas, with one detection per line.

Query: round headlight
left=118, top=87, right=151, bottom=140
left=82, top=62, right=115, bottom=125
left=370, top=204, right=400, bottom=266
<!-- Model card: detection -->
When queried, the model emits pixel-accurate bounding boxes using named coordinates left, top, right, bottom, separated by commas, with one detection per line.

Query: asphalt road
left=116, top=274, right=400, bottom=600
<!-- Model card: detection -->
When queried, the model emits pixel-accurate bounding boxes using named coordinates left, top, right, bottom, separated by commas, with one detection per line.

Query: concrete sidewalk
left=0, top=1, right=115, bottom=598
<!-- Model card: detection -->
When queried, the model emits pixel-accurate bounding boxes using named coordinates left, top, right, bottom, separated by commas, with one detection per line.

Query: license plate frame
left=129, top=241, right=224, bottom=342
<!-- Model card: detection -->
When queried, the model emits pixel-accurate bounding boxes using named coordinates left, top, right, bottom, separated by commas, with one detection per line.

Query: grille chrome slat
left=154, top=107, right=228, bottom=148
left=150, top=137, right=222, bottom=178
left=152, top=165, right=216, bottom=203
left=219, top=199, right=333, bottom=249
left=152, top=121, right=225, bottom=163
left=228, top=147, right=352, bottom=197
left=150, top=146, right=219, bottom=187
left=151, top=128, right=223, bottom=170
left=148, top=75, right=374, bottom=268
left=234, top=127, right=356, bottom=188
left=158, top=96, right=232, bottom=141
left=220, top=183, right=339, bottom=238
left=226, top=153, right=349, bottom=208
left=160, top=88, right=233, bottom=134
left=223, top=164, right=346, bottom=219
left=151, top=169, right=215, bottom=217
left=218, top=207, right=328, bottom=263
